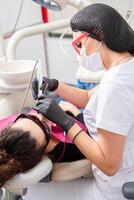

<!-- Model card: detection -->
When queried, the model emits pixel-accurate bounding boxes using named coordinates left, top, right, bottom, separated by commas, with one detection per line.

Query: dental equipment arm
left=6, top=19, right=70, bottom=60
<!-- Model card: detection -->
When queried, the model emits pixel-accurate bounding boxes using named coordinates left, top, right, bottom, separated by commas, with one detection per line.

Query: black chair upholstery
left=122, top=182, right=134, bottom=199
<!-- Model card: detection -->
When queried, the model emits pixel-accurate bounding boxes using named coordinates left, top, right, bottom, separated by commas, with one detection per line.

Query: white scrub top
left=83, top=57, right=134, bottom=200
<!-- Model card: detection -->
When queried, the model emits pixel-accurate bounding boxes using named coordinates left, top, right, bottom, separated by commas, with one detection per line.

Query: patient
left=0, top=102, right=89, bottom=187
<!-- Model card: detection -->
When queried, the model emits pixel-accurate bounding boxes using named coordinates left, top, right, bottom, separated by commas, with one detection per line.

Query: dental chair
left=4, top=156, right=53, bottom=196
left=122, top=182, right=134, bottom=199
left=3, top=156, right=92, bottom=198
left=4, top=157, right=134, bottom=200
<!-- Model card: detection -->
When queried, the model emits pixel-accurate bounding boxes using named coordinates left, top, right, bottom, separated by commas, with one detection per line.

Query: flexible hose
left=59, top=27, right=78, bottom=62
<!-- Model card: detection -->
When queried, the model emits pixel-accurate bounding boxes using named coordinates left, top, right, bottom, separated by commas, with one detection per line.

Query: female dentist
left=32, top=3, right=134, bottom=199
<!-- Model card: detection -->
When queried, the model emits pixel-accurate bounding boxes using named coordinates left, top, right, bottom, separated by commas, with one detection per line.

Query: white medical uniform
left=84, top=57, right=134, bottom=200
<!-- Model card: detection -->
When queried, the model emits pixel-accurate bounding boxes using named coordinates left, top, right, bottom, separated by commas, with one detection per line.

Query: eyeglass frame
left=72, top=32, right=89, bottom=55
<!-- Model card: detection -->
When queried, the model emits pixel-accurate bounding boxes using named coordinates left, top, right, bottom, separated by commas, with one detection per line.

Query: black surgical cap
left=70, top=3, right=134, bottom=54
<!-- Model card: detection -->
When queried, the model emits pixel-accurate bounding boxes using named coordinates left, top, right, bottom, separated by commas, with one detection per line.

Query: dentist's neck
left=100, top=45, right=133, bottom=69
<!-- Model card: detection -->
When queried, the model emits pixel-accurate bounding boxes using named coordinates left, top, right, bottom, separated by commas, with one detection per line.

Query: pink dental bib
left=0, top=113, right=87, bottom=144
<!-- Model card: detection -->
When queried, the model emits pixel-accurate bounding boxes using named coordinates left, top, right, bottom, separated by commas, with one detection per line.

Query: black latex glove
left=40, top=77, right=59, bottom=92
left=32, top=77, right=59, bottom=100
left=33, top=96, right=75, bottom=133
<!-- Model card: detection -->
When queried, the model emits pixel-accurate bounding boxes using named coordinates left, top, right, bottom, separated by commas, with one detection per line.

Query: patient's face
left=12, top=113, right=51, bottom=147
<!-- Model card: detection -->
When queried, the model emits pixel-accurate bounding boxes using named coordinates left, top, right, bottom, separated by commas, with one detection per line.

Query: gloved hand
left=32, top=77, right=59, bottom=100
left=33, top=95, right=75, bottom=133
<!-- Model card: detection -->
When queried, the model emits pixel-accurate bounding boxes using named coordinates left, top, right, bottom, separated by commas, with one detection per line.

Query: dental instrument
left=18, top=60, right=39, bottom=114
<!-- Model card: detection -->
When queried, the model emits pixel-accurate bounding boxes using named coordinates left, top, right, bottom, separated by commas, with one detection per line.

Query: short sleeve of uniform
left=96, top=83, right=134, bottom=136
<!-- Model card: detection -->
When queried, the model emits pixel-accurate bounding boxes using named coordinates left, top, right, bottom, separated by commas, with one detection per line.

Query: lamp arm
left=6, top=18, right=70, bottom=60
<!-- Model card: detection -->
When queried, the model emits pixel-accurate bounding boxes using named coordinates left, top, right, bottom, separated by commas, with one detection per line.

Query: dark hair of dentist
left=32, top=3, right=134, bottom=200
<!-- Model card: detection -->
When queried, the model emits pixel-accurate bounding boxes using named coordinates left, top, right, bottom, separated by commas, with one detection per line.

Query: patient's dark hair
left=0, top=126, right=45, bottom=187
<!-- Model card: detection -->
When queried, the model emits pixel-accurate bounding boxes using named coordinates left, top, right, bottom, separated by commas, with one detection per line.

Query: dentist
left=32, top=3, right=134, bottom=199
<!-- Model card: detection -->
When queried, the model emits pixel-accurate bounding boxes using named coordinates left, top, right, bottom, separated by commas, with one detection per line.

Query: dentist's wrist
left=67, top=123, right=83, bottom=140
left=55, top=81, right=66, bottom=95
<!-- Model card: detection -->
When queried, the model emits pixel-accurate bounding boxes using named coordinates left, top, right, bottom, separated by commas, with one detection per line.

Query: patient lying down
left=0, top=102, right=90, bottom=187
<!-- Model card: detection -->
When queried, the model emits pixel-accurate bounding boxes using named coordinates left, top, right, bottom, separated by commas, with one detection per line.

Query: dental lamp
left=32, top=0, right=84, bottom=11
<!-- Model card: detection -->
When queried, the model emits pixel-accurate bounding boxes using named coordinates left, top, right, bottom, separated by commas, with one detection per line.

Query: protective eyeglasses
left=14, top=114, right=51, bottom=149
left=72, top=32, right=89, bottom=55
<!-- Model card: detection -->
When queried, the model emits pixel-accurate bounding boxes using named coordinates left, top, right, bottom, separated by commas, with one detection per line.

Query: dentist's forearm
left=55, top=82, right=89, bottom=108
left=68, top=124, right=119, bottom=176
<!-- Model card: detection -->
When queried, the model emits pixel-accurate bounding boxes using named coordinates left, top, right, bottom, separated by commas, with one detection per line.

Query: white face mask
left=78, top=42, right=105, bottom=72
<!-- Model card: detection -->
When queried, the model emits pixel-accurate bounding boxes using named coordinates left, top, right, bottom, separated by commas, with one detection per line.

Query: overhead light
left=32, top=0, right=84, bottom=11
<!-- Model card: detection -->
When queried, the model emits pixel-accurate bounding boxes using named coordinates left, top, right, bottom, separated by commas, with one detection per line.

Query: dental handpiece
left=36, top=62, right=48, bottom=97
left=36, top=69, right=43, bottom=96
left=18, top=60, right=39, bottom=114
left=43, top=83, right=49, bottom=96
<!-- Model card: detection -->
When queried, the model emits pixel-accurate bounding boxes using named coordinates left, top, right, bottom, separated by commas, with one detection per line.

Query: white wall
left=0, top=0, right=47, bottom=72
left=46, top=37, right=78, bottom=84
left=0, top=0, right=42, bottom=33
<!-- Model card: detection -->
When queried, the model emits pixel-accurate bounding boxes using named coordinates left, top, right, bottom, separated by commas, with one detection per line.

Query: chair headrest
left=4, top=157, right=93, bottom=196
left=4, top=156, right=52, bottom=191
left=51, top=159, right=93, bottom=181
